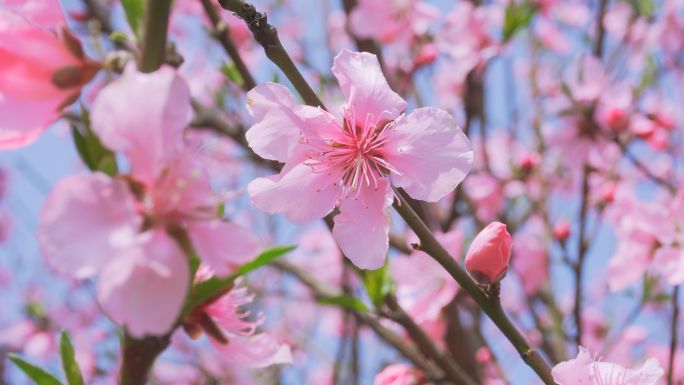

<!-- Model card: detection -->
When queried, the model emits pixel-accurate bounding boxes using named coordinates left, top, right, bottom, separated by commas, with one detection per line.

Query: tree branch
left=668, top=285, right=680, bottom=385
left=216, top=0, right=324, bottom=107
left=272, top=260, right=446, bottom=382
left=392, top=190, right=555, bottom=385
left=138, top=0, right=173, bottom=72
left=118, top=334, right=170, bottom=385
left=200, top=0, right=257, bottom=91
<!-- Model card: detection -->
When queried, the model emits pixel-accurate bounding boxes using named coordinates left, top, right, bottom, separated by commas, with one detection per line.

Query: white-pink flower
left=38, top=66, right=262, bottom=337
left=551, top=347, right=664, bottom=385
left=245, top=49, right=473, bottom=269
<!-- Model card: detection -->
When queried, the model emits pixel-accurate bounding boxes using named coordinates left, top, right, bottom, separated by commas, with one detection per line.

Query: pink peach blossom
left=246, top=49, right=472, bottom=269
left=39, top=67, right=262, bottom=337
left=186, top=277, right=291, bottom=368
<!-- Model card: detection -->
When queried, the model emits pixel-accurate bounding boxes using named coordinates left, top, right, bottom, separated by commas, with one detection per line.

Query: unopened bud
left=465, top=222, right=512, bottom=284
left=553, top=221, right=570, bottom=241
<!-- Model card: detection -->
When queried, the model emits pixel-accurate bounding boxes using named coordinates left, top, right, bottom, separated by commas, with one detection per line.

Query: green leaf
left=71, top=106, right=118, bottom=176
left=628, top=0, right=654, bottom=19
left=8, top=354, right=64, bottom=385
left=59, top=331, right=85, bottom=385
left=220, top=63, right=244, bottom=87
left=503, top=0, right=536, bottom=42
left=318, top=295, right=369, bottom=312
left=120, top=0, right=144, bottom=39
left=636, top=56, right=656, bottom=96
left=360, top=263, right=393, bottom=309
left=183, top=245, right=296, bottom=315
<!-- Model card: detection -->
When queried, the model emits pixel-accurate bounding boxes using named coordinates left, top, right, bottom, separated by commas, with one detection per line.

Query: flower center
left=307, top=107, right=399, bottom=197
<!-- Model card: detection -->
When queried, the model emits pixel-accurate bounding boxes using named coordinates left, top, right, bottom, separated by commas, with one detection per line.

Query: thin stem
left=392, top=190, right=555, bottom=385
left=384, top=294, right=478, bottom=385
left=272, top=260, right=445, bottom=381
left=216, top=0, right=324, bottom=107
left=199, top=0, right=257, bottom=91
left=668, top=286, right=680, bottom=385
left=574, top=164, right=591, bottom=348
left=118, top=334, right=170, bottom=385
left=138, top=0, right=173, bottom=72
left=594, top=0, right=608, bottom=58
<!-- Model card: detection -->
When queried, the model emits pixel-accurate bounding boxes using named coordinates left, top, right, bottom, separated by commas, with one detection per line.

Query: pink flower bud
left=413, top=44, right=438, bottom=68
left=553, top=221, right=570, bottom=241
left=465, top=222, right=512, bottom=284
left=519, top=152, right=540, bottom=171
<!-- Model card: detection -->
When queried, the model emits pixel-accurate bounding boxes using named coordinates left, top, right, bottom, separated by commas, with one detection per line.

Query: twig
left=668, top=286, right=680, bottom=385
left=392, top=190, right=556, bottom=385
left=574, top=164, right=591, bottom=347
left=216, top=0, right=324, bottom=107
left=384, top=295, right=478, bottom=385
left=118, top=334, right=171, bottom=385
left=138, top=0, right=173, bottom=72
left=272, top=260, right=445, bottom=381
left=199, top=0, right=257, bottom=91
left=594, top=0, right=608, bottom=58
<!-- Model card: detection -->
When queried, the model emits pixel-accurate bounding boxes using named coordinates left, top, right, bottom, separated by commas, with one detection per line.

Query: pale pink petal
left=205, top=286, right=259, bottom=335
left=373, top=364, right=423, bottom=385
left=0, top=0, right=65, bottom=27
left=551, top=346, right=594, bottom=384
left=211, top=333, right=291, bottom=368
left=383, top=107, right=473, bottom=202
left=246, top=82, right=317, bottom=162
left=332, top=49, right=407, bottom=125
left=187, top=221, right=262, bottom=277
left=0, top=17, right=78, bottom=100
left=248, top=162, right=341, bottom=224
left=0, top=95, right=59, bottom=150
left=653, top=247, right=684, bottom=286
left=150, top=150, right=214, bottom=217
left=97, top=230, right=189, bottom=338
left=38, top=173, right=142, bottom=279
left=348, top=1, right=399, bottom=41
left=332, top=179, right=392, bottom=269
left=392, top=254, right=457, bottom=322
left=91, top=65, right=191, bottom=184
left=593, top=359, right=663, bottom=385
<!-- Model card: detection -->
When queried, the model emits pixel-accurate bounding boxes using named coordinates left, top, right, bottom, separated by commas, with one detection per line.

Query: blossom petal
left=248, top=162, right=341, bottom=224
left=246, top=82, right=334, bottom=162
left=97, top=230, right=189, bottom=338
left=211, top=333, right=292, bottom=368
left=332, top=179, right=392, bottom=269
left=38, top=173, right=141, bottom=279
left=551, top=346, right=593, bottom=385
left=91, top=65, right=191, bottom=184
left=187, top=221, right=262, bottom=277
left=0, top=96, right=58, bottom=150
left=383, top=107, right=473, bottom=202
left=332, top=50, right=406, bottom=124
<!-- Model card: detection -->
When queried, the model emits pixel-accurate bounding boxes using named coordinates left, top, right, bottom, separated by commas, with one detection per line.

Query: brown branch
left=384, top=295, right=478, bottom=385
left=573, top=164, right=591, bottom=347
left=668, top=286, right=680, bottom=385
left=200, top=0, right=257, bottom=91
left=392, top=191, right=556, bottom=385
left=272, top=260, right=445, bottom=381
left=216, top=0, right=324, bottom=107
left=118, top=334, right=171, bottom=385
